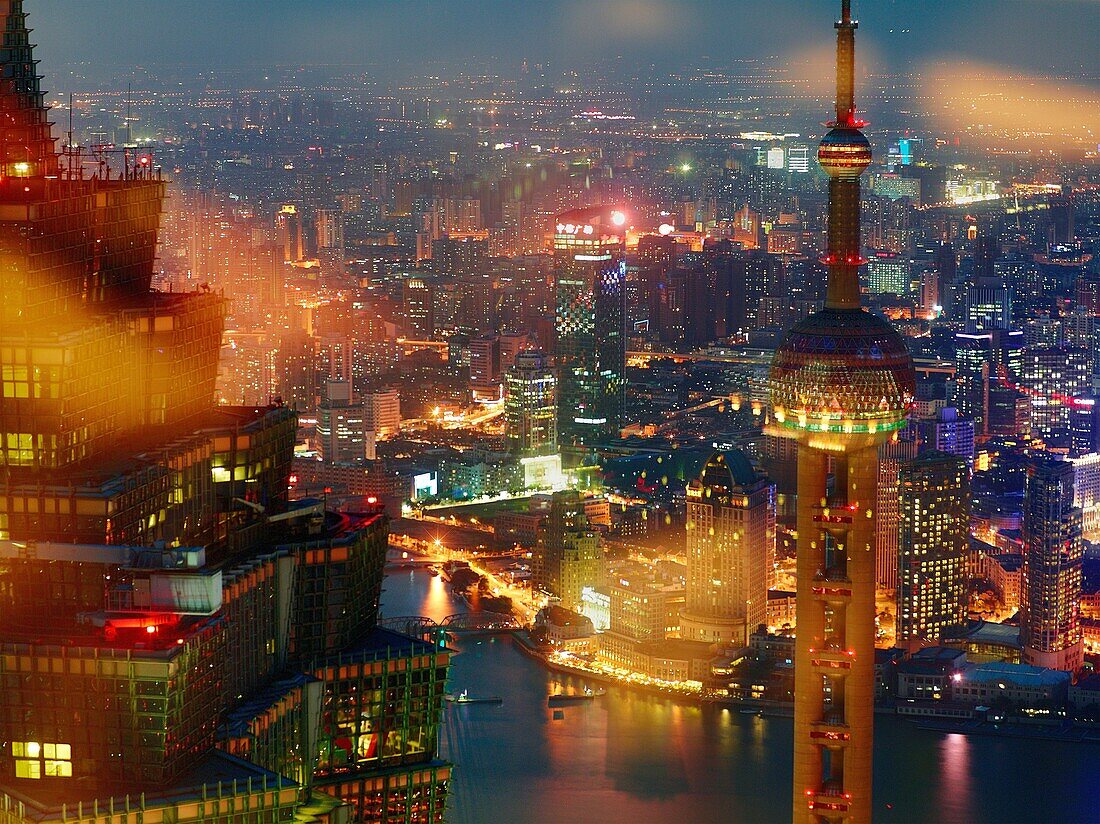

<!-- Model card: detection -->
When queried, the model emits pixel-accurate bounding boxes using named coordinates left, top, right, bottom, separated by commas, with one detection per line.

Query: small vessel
left=547, top=686, right=606, bottom=705
left=428, top=566, right=440, bottom=577
left=445, top=689, right=503, bottom=705
left=740, top=708, right=764, bottom=717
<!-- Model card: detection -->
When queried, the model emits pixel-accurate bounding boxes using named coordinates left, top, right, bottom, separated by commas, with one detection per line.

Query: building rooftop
left=959, top=660, right=1071, bottom=688
left=0, top=749, right=296, bottom=815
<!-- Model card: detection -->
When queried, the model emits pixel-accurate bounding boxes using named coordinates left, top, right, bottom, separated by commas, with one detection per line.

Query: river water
left=381, top=568, right=1100, bottom=824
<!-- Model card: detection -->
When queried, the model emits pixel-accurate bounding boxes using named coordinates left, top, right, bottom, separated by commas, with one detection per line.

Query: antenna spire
left=835, top=0, right=858, bottom=127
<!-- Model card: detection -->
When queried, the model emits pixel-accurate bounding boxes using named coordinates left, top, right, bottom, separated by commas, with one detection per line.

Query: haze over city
left=0, top=0, right=1097, bottom=822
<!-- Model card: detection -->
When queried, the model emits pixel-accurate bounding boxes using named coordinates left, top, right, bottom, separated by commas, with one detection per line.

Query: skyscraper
left=505, top=350, right=558, bottom=456
left=897, top=451, right=971, bottom=646
left=767, top=3, right=915, bottom=820
left=0, top=5, right=451, bottom=818
left=1018, top=346, right=1092, bottom=449
left=953, top=328, right=1025, bottom=437
left=536, top=490, right=604, bottom=612
left=553, top=207, right=627, bottom=446
left=916, top=406, right=976, bottom=464
left=874, top=434, right=919, bottom=590
left=682, top=452, right=775, bottom=647
left=1022, top=456, right=1084, bottom=672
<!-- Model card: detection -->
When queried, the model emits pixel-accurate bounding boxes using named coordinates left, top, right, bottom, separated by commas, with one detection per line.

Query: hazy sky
left=30, top=0, right=1100, bottom=81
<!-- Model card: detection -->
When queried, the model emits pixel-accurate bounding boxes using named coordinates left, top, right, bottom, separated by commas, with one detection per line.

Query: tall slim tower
left=553, top=207, right=628, bottom=446
left=768, top=2, right=915, bottom=821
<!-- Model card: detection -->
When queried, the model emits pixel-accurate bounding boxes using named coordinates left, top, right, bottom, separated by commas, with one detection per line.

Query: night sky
left=31, top=0, right=1100, bottom=81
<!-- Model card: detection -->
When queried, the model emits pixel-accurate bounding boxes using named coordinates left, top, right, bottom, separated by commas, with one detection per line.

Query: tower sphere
left=769, top=307, right=914, bottom=449
left=818, top=126, right=872, bottom=180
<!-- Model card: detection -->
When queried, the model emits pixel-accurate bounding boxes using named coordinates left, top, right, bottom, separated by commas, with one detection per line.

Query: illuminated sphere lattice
left=818, top=127, right=872, bottom=180
left=769, top=307, right=914, bottom=446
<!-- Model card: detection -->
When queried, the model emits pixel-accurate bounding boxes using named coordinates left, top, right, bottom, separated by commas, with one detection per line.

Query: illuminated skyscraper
left=0, top=4, right=451, bottom=818
left=767, top=3, right=915, bottom=820
left=553, top=207, right=627, bottom=445
left=505, top=350, right=557, bottom=456
left=682, top=452, right=775, bottom=647
left=897, top=451, right=971, bottom=646
left=1022, top=456, right=1084, bottom=672
left=536, top=490, right=604, bottom=611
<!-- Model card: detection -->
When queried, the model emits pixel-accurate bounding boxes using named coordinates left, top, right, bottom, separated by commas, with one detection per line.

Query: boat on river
left=445, top=689, right=503, bottom=705
left=548, top=686, right=606, bottom=705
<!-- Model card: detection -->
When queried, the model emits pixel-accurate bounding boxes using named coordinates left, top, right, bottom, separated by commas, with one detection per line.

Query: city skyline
left=30, top=0, right=1100, bottom=81
left=0, top=0, right=1098, bottom=821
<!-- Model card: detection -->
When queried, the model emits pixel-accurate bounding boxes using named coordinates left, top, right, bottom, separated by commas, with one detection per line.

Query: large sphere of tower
left=768, top=307, right=915, bottom=451
left=818, top=126, right=872, bottom=180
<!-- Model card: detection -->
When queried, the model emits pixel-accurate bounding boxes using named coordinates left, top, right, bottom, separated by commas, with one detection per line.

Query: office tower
left=0, top=6, right=451, bottom=817
left=318, top=380, right=368, bottom=463
left=505, top=351, right=557, bottom=456
left=964, top=277, right=1012, bottom=332
left=933, top=242, right=957, bottom=312
left=767, top=4, right=915, bottom=820
left=872, top=173, right=921, bottom=203
left=553, top=207, right=627, bottom=446
left=1062, top=307, right=1096, bottom=375
left=1018, top=346, right=1092, bottom=448
left=953, top=329, right=1025, bottom=437
left=787, top=144, right=811, bottom=174
left=498, top=332, right=529, bottom=372
left=315, top=207, right=344, bottom=250
left=874, top=434, right=919, bottom=590
left=864, top=251, right=909, bottom=295
left=681, top=452, right=775, bottom=646
left=917, top=406, right=976, bottom=463
left=897, top=451, right=971, bottom=646
left=275, top=204, right=305, bottom=262
left=987, top=383, right=1031, bottom=438
left=536, top=490, right=604, bottom=611
left=363, top=389, right=402, bottom=440
left=1069, top=397, right=1100, bottom=458
left=1022, top=456, right=1084, bottom=672
left=402, top=276, right=434, bottom=338
left=469, top=334, right=502, bottom=402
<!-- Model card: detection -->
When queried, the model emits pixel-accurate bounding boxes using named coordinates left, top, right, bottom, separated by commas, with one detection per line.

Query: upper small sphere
left=818, top=127, right=872, bottom=179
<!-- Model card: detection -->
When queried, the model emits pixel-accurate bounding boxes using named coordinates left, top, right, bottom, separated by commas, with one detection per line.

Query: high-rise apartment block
left=1022, top=456, right=1084, bottom=672
left=897, top=451, right=971, bottom=645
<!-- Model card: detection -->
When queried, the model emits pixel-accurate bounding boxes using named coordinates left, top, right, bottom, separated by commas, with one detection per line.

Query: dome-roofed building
left=681, top=451, right=775, bottom=647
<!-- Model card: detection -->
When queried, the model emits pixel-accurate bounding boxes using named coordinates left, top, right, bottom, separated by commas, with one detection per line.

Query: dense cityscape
left=0, top=0, right=1099, bottom=821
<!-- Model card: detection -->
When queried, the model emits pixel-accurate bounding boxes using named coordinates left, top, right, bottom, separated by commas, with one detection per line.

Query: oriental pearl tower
left=768, top=1, right=915, bottom=822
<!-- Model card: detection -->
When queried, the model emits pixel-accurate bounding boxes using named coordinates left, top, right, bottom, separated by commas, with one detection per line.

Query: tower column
left=840, top=446, right=879, bottom=823
left=792, top=445, right=828, bottom=822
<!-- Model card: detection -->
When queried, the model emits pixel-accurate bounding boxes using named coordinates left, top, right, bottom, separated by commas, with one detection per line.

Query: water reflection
left=939, top=733, right=973, bottom=822
left=382, top=569, right=1100, bottom=824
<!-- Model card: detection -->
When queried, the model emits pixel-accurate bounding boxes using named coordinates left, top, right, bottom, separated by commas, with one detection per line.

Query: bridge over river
left=379, top=612, right=523, bottom=644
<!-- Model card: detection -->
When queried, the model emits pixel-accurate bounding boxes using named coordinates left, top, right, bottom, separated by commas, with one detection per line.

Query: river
left=380, top=567, right=1100, bottom=824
